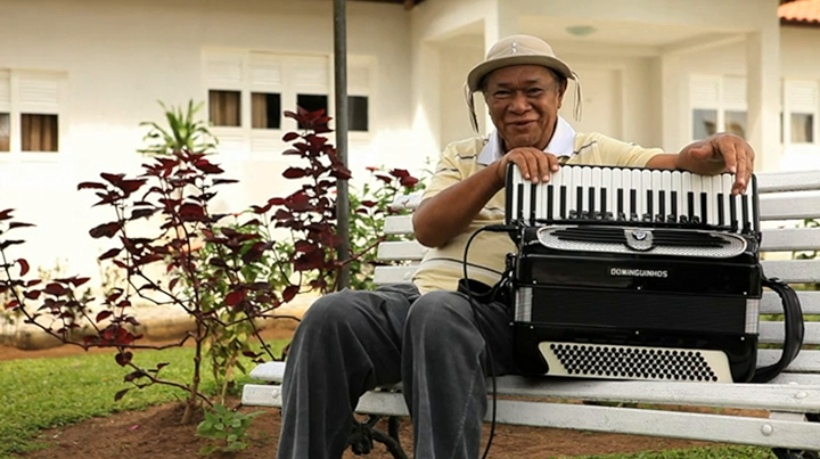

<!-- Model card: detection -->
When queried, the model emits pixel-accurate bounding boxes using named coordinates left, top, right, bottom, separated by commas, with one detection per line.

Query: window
left=209, top=90, right=241, bottom=127
left=22, top=114, right=58, bottom=152
left=690, top=75, right=747, bottom=141
left=251, top=92, right=281, bottom=129
left=348, top=95, right=369, bottom=132
left=0, top=70, right=64, bottom=155
left=783, top=80, right=818, bottom=145
left=0, top=113, right=9, bottom=152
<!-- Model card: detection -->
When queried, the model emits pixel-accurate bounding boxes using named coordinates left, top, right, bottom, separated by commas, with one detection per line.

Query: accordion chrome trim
left=534, top=225, right=748, bottom=259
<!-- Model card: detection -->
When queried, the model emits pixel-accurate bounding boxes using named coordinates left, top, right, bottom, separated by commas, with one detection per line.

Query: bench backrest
left=374, top=171, right=820, bottom=380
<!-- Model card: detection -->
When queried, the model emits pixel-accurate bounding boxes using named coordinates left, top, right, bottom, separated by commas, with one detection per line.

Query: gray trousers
left=277, top=283, right=516, bottom=459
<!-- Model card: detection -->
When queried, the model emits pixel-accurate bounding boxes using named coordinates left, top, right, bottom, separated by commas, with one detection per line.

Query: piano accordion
left=504, top=164, right=762, bottom=383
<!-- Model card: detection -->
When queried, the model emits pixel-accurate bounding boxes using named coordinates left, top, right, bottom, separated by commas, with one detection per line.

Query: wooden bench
left=242, top=170, right=820, bottom=458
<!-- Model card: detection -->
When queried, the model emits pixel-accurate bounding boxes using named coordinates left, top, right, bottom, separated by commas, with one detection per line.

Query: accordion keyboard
left=506, top=164, right=759, bottom=235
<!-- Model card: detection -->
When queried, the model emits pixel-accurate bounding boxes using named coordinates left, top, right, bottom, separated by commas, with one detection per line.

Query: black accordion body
left=504, top=164, right=763, bottom=383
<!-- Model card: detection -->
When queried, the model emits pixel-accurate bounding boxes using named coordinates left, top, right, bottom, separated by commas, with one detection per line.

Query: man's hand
left=677, top=133, right=755, bottom=195
left=494, top=147, right=561, bottom=186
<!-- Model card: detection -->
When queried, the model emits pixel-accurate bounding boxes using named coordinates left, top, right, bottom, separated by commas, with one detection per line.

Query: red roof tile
left=779, top=0, right=820, bottom=25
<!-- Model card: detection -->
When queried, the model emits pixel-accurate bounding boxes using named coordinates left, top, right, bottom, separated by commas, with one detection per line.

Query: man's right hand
left=494, top=147, right=561, bottom=186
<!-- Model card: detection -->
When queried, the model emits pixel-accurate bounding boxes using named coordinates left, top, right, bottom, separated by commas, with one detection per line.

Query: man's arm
left=412, top=164, right=503, bottom=248
left=645, top=133, right=754, bottom=195
left=413, top=146, right=560, bottom=248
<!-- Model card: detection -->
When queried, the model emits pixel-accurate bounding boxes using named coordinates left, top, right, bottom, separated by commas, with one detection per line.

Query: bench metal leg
left=349, top=415, right=409, bottom=459
left=771, top=411, right=819, bottom=459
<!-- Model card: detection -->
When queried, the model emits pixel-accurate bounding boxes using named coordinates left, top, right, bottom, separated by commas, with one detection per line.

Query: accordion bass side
left=504, top=164, right=762, bottom=383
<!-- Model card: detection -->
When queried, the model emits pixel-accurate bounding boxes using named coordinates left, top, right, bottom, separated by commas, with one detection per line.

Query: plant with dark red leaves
left=1, top=144, right=289, bottom=424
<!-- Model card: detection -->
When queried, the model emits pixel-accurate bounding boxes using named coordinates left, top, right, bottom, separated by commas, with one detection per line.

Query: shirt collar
left=476, top=116, right=576, bottom=165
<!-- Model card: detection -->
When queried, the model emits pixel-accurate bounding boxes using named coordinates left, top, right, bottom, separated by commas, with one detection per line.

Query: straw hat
left=464, top=34, right=582, bottom=132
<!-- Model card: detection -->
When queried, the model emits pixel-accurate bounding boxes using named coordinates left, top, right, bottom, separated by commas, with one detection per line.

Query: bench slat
left=241, top=384, right=820, bottom=450
left=760, top=321, right=820, bottom=345
left=373, top=265, right=418, bottom=284
left=245, top=361, right=820, bottom=411
left=757, top=171, right=820, bottom=193
left=383, top=215, right=414, bottom=235
left=762, top=291, right=820, bottom=315
left=760, top=192, right=820, bottom=221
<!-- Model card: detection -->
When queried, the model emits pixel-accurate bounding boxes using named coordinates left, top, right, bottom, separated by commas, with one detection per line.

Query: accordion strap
left=752, top=276, right=805, bottom=383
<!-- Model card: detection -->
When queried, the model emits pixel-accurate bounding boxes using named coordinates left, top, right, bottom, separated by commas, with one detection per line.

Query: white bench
left=242, top=170, right=820, bottom=458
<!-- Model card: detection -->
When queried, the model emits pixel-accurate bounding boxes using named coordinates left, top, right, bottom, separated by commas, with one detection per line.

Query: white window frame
left=689, top=74, right=747, bottom=143
left=203, top=49, right=375, bottom=158
left=782, top=79, right=819, bottom=147
left=0, top=69, right=66, bottom=161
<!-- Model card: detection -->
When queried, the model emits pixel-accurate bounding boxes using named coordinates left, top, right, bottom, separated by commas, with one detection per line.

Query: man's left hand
left=678, top=133, right=755, bottom=195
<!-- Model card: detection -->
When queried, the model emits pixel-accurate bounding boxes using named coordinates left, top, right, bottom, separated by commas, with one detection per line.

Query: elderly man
left=277, top=34, right=754, bottom=459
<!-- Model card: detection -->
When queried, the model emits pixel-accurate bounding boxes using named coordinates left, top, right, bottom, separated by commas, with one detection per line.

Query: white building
left=0, top=0, right=817, bottom=279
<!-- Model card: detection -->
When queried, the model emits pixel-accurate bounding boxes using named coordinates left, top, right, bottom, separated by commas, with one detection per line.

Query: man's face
left=483, top=65, right=566, bottom=151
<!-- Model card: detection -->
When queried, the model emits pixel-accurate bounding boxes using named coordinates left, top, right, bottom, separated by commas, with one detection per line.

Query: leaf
left=0, top=240, right=24, bottom=250
left=225, top=289, right=246, bottom=307
left=282, top=285, right=299, bottom=303
left=115, top=351, right=133, bottom=366
left=5, top=300, right=20, bottom=310
left=212, top=178, right=239, bottom=185
left=77, top=181, right=107, bottom=190
left=282, top=167, right=306, bottom=179
left=0, top=209, right=12, bottom=221
left=70, top=277, right=91, bottom=287
left=282, top=132, right=300, bottom=142
left=100, top=172, right=126, bottom=185
left=96, top=311, right=114, bottom=323
left=89, top=222, right=123, bottom=239
left=179, top=203, right=205, bottom=221
left=8, top=222, right=35, bottom=230
left=130, top=208, right=156, bottom=221
left=44, top=283, right=68, bottom=296
left=23, top=290, right=41, bottom=300
left=17, top=258, right=29, bottom=276
left=99, top=247, right=122, bottom=260
left=114, top=389, right=129, bottom=401
left=194, top=159, right=224, bottom=174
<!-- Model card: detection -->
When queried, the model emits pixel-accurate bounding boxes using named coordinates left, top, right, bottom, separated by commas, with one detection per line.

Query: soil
left=2, top=324, right=766, bottom=459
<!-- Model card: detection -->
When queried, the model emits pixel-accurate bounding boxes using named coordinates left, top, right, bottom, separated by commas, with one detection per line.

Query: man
left=277, top=34, right=754, bottom=459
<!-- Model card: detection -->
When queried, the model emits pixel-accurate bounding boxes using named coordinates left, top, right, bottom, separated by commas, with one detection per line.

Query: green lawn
left=0, top=343, right=282, bottom=459
left=0, top=343, right=782, bottom=459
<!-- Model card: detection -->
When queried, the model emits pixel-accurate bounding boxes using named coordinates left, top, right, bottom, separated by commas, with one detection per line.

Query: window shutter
left=249, top=53, right=283, bottom=92
left=290, top=57, right=329, bottom=93
left=690, top=77, right=720, bottom=107
left=204, top=52, right=244, bottom=90
left=348, top=62, right=370, bottom=96
left=786, top=81, right=818, bottom=114
left=17, top=74, right=60, bottom=114
left=722, top=77, right=746, bottom=107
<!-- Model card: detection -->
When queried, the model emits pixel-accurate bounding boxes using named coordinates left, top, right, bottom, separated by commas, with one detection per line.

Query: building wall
left=0, top=0, right=414, bottom=281
left=665, top=26, right=820, bottom=171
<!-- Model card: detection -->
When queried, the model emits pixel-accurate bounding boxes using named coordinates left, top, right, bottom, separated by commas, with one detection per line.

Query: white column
left=746, top=24, right=781, bottom=173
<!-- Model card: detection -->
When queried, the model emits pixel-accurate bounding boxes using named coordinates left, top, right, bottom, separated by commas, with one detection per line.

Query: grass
left=0, top=341, right=286, bottom=459
left=0, top=342, right=792, bottom=459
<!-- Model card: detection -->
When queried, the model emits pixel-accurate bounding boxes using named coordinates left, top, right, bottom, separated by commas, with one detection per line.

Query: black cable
left=461, top=224, right=518, bottom=459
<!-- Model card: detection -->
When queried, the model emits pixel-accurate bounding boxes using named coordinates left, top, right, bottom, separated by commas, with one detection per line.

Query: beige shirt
left=411, top=125, right=664, bottom=295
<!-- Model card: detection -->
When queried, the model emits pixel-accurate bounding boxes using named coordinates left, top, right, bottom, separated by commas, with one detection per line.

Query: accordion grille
left=538, top=341, right=732, bottom=382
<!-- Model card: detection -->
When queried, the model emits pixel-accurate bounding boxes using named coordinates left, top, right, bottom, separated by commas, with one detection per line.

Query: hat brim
left=466, top=55, right=575, bottom=93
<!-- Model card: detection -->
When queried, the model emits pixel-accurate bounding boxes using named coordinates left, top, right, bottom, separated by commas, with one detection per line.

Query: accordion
left=504, top=163, right=763, bottom=383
